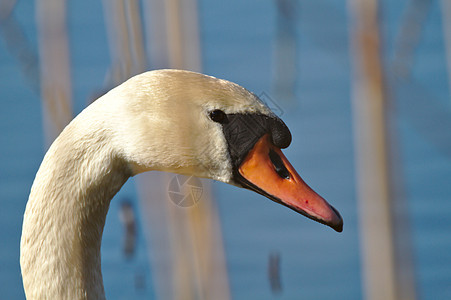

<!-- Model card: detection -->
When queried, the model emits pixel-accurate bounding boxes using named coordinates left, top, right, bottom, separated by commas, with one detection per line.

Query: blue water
left=1, top=0, right=451, bottom=299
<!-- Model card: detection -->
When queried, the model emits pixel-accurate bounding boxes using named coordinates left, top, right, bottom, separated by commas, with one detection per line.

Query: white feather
left=20, top=69, right=272, bottom=299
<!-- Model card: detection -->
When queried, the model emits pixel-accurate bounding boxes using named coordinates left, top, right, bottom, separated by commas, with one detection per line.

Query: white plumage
left=20, top=69, right=273, bottom=299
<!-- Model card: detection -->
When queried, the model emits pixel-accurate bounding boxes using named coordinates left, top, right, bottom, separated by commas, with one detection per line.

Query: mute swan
left=20, top=69, right=342, bottom=299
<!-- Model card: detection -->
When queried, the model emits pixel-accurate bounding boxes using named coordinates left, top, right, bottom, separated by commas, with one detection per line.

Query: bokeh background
left=1, top=0, right=450, bottom=299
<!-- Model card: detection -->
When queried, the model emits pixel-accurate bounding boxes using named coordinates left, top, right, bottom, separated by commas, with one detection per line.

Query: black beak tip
left=333, top=222, right=343, bottom=233
left=330, top=205, right=343, bottom=233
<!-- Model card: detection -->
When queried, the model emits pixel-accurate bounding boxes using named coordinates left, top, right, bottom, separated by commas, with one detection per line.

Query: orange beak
left=238, top=134, right=343, bottom=232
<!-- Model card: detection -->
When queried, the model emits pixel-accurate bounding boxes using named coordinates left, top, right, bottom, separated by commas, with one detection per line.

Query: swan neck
left=20, top=127, right=131, bottom=299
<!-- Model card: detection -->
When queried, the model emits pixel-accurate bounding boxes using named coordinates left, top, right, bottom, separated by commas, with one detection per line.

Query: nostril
left=269, top=149, right=290, bottom=179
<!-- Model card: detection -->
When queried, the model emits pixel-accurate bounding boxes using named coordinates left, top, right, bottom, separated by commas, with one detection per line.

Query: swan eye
left=209, top=109, right=228, bottom=124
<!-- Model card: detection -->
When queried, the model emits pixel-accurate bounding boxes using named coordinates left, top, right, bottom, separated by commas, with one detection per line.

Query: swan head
left=102, top=69, right=342, bottom=232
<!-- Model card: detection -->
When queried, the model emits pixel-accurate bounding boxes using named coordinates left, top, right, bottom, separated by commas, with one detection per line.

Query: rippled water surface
left=1, top=1, right=450, bottom=299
